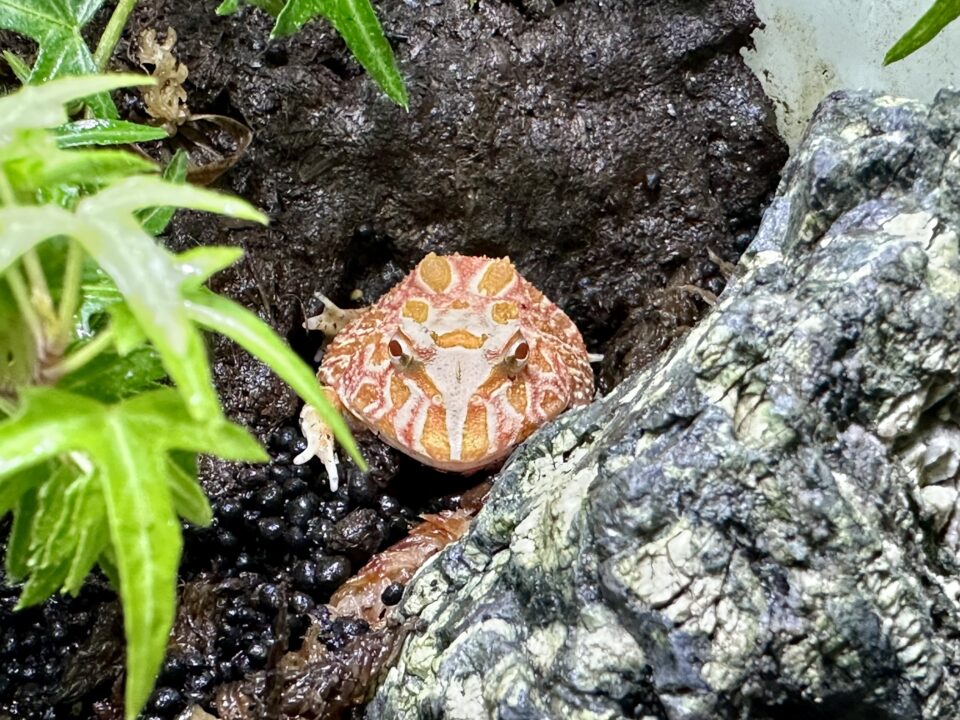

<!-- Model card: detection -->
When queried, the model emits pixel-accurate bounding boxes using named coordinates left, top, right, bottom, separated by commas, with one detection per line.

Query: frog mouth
left=430, top=329, right=487, bottom=349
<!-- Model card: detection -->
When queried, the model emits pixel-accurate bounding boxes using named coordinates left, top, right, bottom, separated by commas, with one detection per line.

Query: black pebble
left=316, top=555, right=352, bottom=591
left=149, top=686, right=183, bottom=713
left=381, top=582, right=404, bottom=606
left=255, top=485, right=284, bottom=512
left=258, top=516, right=284, bottom=542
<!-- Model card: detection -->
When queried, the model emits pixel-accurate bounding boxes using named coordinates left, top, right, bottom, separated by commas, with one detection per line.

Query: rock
left=368, top=90, right=960, bottom=719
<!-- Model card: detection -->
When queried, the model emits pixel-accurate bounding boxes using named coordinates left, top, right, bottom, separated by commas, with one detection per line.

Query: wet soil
left=0, top=0, right=787, bottom=717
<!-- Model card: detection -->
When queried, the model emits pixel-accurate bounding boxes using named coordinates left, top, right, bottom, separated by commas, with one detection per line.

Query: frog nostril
left=388, top=339, right=403, bottom=358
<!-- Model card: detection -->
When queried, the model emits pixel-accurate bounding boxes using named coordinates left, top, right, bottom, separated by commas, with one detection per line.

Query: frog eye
left=388, top=334, right=413, bottom=369
left=504, top=335, right=529, bottom=374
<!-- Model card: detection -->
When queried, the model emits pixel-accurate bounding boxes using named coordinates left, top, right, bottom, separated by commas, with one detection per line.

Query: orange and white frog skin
left=295, top=253, right=596, bottom=490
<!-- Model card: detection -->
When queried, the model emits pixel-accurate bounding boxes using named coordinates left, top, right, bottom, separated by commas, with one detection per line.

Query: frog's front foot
left=294, top=403, right=340, bottom=491
left=304, top=292, right=366, bottom=339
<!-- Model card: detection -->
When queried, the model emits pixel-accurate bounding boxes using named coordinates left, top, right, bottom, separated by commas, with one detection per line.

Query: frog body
left=296, top=253, right=594, bottom=488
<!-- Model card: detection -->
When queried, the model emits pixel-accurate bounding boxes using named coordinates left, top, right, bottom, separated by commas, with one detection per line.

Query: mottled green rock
left=368, top=90, right=960, bottom=720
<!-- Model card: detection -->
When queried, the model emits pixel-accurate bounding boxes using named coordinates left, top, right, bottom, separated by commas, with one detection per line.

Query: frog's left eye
left=504, top=335, right=529, bottom=375
left=388, top=334, right=413, bottom=370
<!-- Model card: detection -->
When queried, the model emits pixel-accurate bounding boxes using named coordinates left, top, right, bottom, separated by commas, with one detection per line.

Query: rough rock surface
left=368, top=91, right=960, bottom=720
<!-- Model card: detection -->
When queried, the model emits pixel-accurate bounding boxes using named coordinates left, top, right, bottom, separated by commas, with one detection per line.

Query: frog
left=294, top=253, right=595, bottom=490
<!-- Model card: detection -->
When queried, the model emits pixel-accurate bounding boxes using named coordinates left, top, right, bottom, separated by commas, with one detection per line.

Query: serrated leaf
left=884, top=0, right=960, bottom=64
left=17, top=463, right=80, bottom=608
left=63, top=473, right=108, bottom=594
left=269, top=0, right=407, bottom=107
left=184, top=288, right=367, bottom=470
left=0, top=387, right=267, bottom=719
left=138, top=149, right=190, bottom=236
left=6, top=486, right=38, bottom=580
left=54, top=119, right=169, bottom=148
left=0, top=0, right=117, bottom=116
left=0, top=74, right=150, bottom=142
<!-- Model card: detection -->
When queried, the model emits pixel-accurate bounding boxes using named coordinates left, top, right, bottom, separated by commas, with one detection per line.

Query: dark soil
left=0, top=0, right=787, bottom=717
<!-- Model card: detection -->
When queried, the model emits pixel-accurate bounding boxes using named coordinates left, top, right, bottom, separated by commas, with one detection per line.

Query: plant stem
left=43, top=327, right=115, bottom=382
left=57, top=241, right=84, bottom=347
left=0, top=395, right=14, bottom=416
left=93, top=0, right=140, bottom=72
left=23, top=249, right=52, bottom=304
left=0, top=168, right=15, bottom=206
left=6, top=265, right=45, bottom=354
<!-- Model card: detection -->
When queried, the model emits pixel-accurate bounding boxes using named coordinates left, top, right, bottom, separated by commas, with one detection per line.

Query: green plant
left=217, top=0, right=409, bottom=108
left=0, top=75, right=364, bottom=719
left=885, top=0, right=960, bottom=64
left=0, top=0, right=139, bottom=115
left=2, top=0, right=407, bottom=110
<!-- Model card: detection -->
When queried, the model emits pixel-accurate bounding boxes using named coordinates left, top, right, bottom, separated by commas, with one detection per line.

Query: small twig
left=93, top=0, right=140, bottom=72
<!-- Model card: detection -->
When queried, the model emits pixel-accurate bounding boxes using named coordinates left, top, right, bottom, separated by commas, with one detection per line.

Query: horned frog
left=295, top=253, right=595, bottom=489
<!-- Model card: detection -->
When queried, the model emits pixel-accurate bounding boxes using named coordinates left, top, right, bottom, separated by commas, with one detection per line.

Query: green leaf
left=54, top=119, right=169, bottom=148
left=0, top=0, right=117, bottom=116
left=167, top=454, right=212, bottom=527
left=0, top=174, right=267, bottom=422
left=63, top=472, right=109, bottom=594
left=184, top=288, right=367, bottom=470
left=58, top=346, right=167, bottom=402
left=0, top=465, right=44, bottom=519
left=6, top=486, right=38, bottom=579
left=35, top=148, right=158, bottom=187
left=175, top=245, right=245, bottom=290
left=0, top=387, right=267, bottom=719
left=1, top=130, right=155, bottom=202
left=81, top=175, right=268, bottom=223
left=17, top=463, right=80, bottom=608
left=0, top=281, right=35, bottom=390
left=108, top=302, right=148, bottom=355
left=3, top=50, right=30, bottom=83
left=0, top=74, right=151, bottom=142
left=0, top=204, right=78, bottom=276
left=75, top=177, right=266, bottom=420
left=884, top=0, right=960, bottom=64
left=270, top=0, right=407, bottom=107
left=218, top=0, right=285, bottom=15
left=137, top=149, right=189, bottom=237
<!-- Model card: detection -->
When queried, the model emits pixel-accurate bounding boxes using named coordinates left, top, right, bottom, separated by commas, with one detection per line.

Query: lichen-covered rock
left=367, top=90, right=960, bottom=720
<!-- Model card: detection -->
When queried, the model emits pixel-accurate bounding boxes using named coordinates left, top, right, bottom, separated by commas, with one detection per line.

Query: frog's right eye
left=388, top=334, right=413, bottom=370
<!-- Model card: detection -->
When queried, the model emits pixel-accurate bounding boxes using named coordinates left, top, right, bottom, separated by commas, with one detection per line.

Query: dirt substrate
left=0, top=0, right=787, bottom=717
